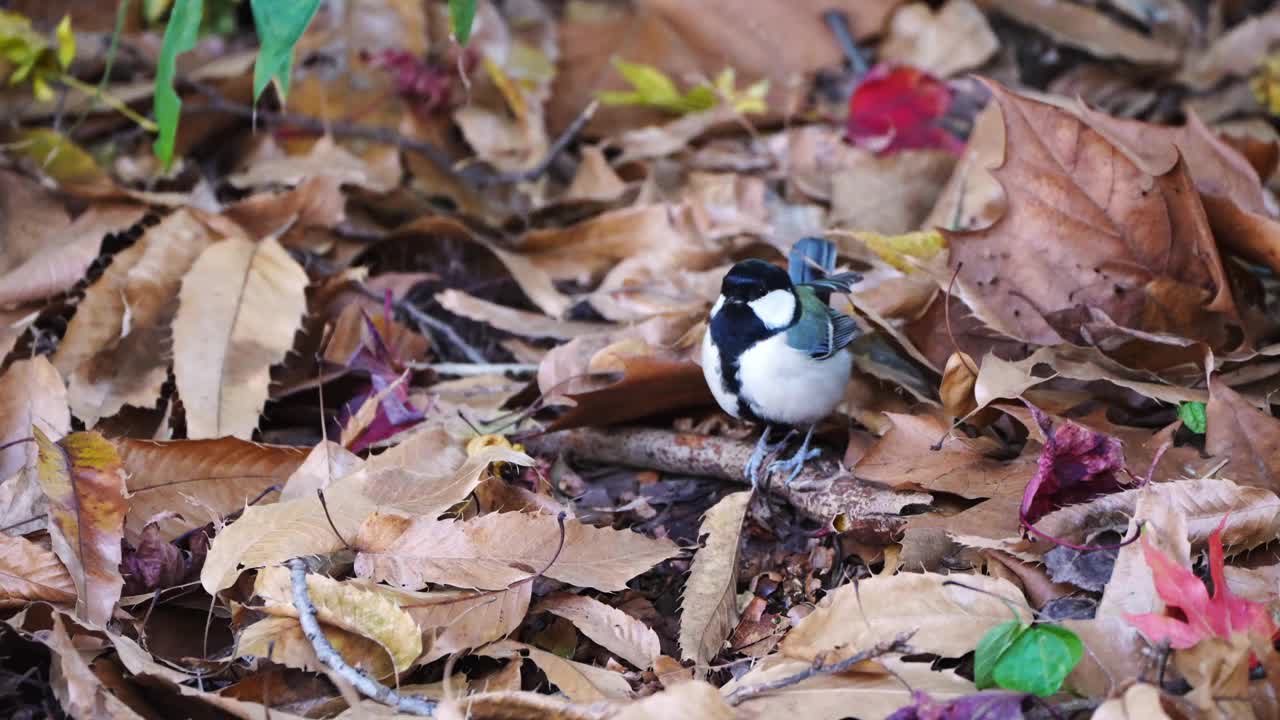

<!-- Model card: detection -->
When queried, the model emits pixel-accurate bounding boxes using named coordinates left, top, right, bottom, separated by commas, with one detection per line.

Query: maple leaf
left=845, top=64, right=964, bottom=155
left=1126, top=517, right=1277, bottom=650
left=1021, top=405, right=1130, bottom=528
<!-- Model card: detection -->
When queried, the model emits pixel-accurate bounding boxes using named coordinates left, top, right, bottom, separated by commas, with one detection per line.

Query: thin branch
left=725, top=631, right=915, bottom=705
left=396, top=299, right=488, bottom=365
left=479, top=100, right=600, bottom=186
left=409, top=362, right=538, bottom=376
left=182, top=79, right=458, bottom=182
left=288, top=558, right=437, bottom=716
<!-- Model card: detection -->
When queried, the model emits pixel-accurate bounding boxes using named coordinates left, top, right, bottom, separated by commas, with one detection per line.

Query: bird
left=701, top=237, right=863, bottom=486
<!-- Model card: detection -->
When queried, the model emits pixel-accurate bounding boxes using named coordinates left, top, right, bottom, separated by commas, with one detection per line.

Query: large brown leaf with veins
left=946, top=81, right=1241, bottom=351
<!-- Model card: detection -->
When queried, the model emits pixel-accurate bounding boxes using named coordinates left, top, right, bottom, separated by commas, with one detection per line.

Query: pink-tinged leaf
left=1020, top=405, right=1128, bottom=526
left=1125, top=516, right=1277, bottom=649
left=886, top=689, right=1027, bottom=720
left=845, top=64, right=963, bottom=155
left=337, top=295, right=427, bottom=451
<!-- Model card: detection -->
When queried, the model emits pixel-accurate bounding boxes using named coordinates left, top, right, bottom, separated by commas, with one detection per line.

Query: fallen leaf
left=0, top=533, right=75, bottom=606
left=436, top=289, right=610, bottom=340
left=1180, top=8, right=1280, bottom=89
left=830, top=150, right=957, bottom=233
left=0, top=356, right=70, bottom=536
left=252, top=565, right=423, bottom=674
left=44, top=613, right=145, bottom=719
left=946, top=81, right=1241, bottom=351
left=983, top=0, right=1180, bottom=66
left=120, top=520, right=198, bottom=595
left=535, top=592, right=661, bottom=670
left=381, top=581, right=532, bottom=665
left=279, top=441, right=361, bottom=501
left=846, top=64, right=963, bottom=155
left=237, top=614, right=400, bottom=678
left=564, top=145, right=627, bottom=203
left=118, top=436, right=308, bottom=542
left=1092, top=683, right=1173, bottom=720
left=227, top=134, right=400, bottom=192
left=173, top=235, right=309, bottom=439
left=879, top=0, right=998, bottom=78
left=355, top=511, right=681, bottom=592
left=781, top=573, right=1030, bottom=663
left=1206, top=378, right=1280, bottom=491
left=1020, top=405, right=1129, bottom=528
left=612, top=680, right=732, bottom=720
left=886, top=689, right=1027, bottom=720
left=482, top=639, right=632, bottom=702
left=34, top=429, right=127, bottom=627
left=678, top=490, right=751, bottom=667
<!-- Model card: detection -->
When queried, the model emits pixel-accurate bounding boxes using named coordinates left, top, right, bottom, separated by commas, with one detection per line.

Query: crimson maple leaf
left=845, top=64, right=964, bottom=155
left=1126, top=517, right=1276, bottom=650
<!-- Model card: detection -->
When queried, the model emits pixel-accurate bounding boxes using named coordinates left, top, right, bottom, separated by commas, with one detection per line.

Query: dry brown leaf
left=880, top=0, right=998, bottom=78
left=118, top=437, right=308, bottom=542
left=1092, top=683, right=1174, bottom=720
left=535, top=592, right=661, bottom=670
left=45, top=613, right=145, bottom=719
left=0, top=356, right=70, bottom=536
left=1097, top=486, right=1191, bottom=620
left=0, top=534, right=75, bottom=606
left=725, top=655, right=975, bottom=720
left=947, top=81, right=1241, bottom=351
left=173, top=234, right=308, bottom=439
left=830, top=150, right=957, bottom=234
left=482, top=640, right=632, bottom=702
left=1206, top=378, right=1280, bottom=491
left=34, top=429, right=128, bottom=627
left=0, top=169, right=70, bottom=272
left=54, top=210, right=217, bottom=425
left=780, top=573, right=1030, bottom=662
left=355, top=511, right=681, bottom=592
left=980, top=0, right=1180, bottom=66
left=279, top=441, right=362, bottom=501
left=1180, top=7, right=1280, bottom=89
left=926, top=102, right=1005, bottom=231
left=236, top=614, right=399, bottom=679
left=1225, top=564, right=1280, bottom=605
left=678, top=490, right=751, bottom=668
left=228, top=134, right=400, bottom=192
left=612, top=680, right=732, bottom=720
left=373, top=581, right=532, bottom=665
left=252, top=565, right=423, bottom=674
left=435, top=289, right=610, bottom=340
left=855, top=412, right=1034, bottom=498
left=0, top=203, right=146, bottom=308
left=564, top=145, right=627, bottom=203
left=223, top=176, right=346, bottom=252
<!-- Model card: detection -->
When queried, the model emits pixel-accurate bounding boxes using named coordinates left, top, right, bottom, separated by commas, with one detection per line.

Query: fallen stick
left=523, top=427, right=929, bottom=541
left=724, top=631, right=915, bottom=705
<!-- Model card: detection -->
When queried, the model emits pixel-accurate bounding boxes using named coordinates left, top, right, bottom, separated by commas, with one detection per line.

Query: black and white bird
left=701, top=237, right=863, bottom=486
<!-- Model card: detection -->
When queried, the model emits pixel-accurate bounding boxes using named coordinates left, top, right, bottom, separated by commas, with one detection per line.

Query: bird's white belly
left=700, top=329, right=741, bottom=418
left=737, top=333, right=851, bottom=425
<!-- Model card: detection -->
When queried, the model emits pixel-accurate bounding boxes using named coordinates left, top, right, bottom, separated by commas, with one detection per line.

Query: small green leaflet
left=152, top=0, right=202, bottom=170
left=250, top=0, right=322, bottom=102
left=974, top=621, right=1083, bottom=697
left=1178, top=401, right=1207, bottom=434
left=449, top=0, right=477, bottom=46
left=597, top=58, right=717, bottom=114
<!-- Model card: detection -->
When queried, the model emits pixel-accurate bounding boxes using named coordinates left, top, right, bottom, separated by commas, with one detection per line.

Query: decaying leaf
left=34, top=428, right=127, bottom=627
left=678, top=490, right=751, bottom=668
left=0, top=356, right=70, bottom=536
left=535, top=592, right=661, bottom=670
left=0, top=533, right=75, bottom=606
left=173, top=235, right=308, bottom=439
left=1206, top=378, right=1280, bottom=491
left=482, top=639, right=632, bottom=702
left=355, top=511, right=681, bottom=592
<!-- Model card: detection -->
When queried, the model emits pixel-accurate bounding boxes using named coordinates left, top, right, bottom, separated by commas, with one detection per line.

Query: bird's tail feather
left=788, top=236, right=837, bottom=285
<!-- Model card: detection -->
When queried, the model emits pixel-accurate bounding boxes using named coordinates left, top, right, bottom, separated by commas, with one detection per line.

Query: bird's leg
left=744, top=426, right=796, bottom=486
left=768, top=424, right=821, bottom=487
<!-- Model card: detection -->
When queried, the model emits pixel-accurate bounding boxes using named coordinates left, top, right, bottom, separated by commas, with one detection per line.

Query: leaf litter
left=4, top=2, right=1280, bottom=718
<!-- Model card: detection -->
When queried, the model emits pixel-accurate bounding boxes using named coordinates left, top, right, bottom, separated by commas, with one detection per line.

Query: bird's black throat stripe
left=710, top=301, right=786, bottom=421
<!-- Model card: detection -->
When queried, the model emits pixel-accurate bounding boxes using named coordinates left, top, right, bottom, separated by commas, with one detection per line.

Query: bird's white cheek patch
left=748, top=289, right=796, bottom=329
left=709, top=295, right=725, bottom=319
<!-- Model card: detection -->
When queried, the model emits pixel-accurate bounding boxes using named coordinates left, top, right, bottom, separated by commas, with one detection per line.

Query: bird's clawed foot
left=767, top=425, right=819, bottom=487
left=744, top=426, right=796, bottom=487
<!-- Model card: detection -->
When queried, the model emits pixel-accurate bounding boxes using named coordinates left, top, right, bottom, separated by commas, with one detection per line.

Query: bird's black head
left=721, top=259, right=792, bottom=303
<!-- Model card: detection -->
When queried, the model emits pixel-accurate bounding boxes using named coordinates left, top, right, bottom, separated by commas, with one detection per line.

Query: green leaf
left=598, top=58, right=718, bottom=114
left=449, top=0, right=477, bottom=46
left=974, top=620, right=1025, bottom=690
left=152, top=0, right=202, bottom=170
left=250, top=0, right=321, bottom=102
left=143, top=0, right=174, bottom=24
left=991, top=624, right=1084, bottom=697
left=54, top=15, right=74, bottom=69
left=1178, top=401, right=1207, bottom=434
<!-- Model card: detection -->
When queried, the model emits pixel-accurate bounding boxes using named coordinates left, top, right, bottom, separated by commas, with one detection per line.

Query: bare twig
left=182, top=79, right=458, bottom=182
left=410, top=362, right=538, bottom=376
left=725, top=631, right=915, bottom=705
left=479, top=100, right=600, bottom=186
left=396, top=299, right=488, bottom=364
left=288, top=558, right=437, bottom=716
left=521, top=427, right=927, bottom=540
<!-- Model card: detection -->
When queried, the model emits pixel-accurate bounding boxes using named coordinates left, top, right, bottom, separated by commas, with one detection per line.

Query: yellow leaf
left=55, top=15, right=74, bottom=69
left=852, top=229, right=947, bottom=273
left=8, top=128, right=110, bottom=189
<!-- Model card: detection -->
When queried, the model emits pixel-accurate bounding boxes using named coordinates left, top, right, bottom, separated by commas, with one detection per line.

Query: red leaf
left=845, top=64, right=963, bottom=155
left=1020, top=405, right=1128, bottom=526
left=1126, top=517, right=1276, bottom=650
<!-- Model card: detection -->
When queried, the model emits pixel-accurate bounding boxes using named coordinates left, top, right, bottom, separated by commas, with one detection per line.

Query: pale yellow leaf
left=252, top=565, right=423, bottom=674
left=436, top=289, right=610, bottom=340
left=173, top=235, right=308, bottom=439
left=57, top=210, right=216, bottom=424
left=45, top=613, right=145, bottom=720
left=1098, top=485, right=1191, bottom=620
left=236, top=615, right=398, bottom=678
left=0, top=533, right=75, bottom=605
left=1093, top=683, right=1173, bottom=719
left=279, top=440, right=361, bottom=501
left=483, top=640, right=632, bottom=702
left=724, top=656, right=974, bottom=720
left=613, top=680, right=731, bottom=720
left=679, top=490, right=750, bottom=667
left=355, top=511, right=681, bottom=592
left=0, top=356, right=69, bottom=536
left=535, top=592, right=660, bottom=670
left=780, top=573, right=1030, bottom=663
